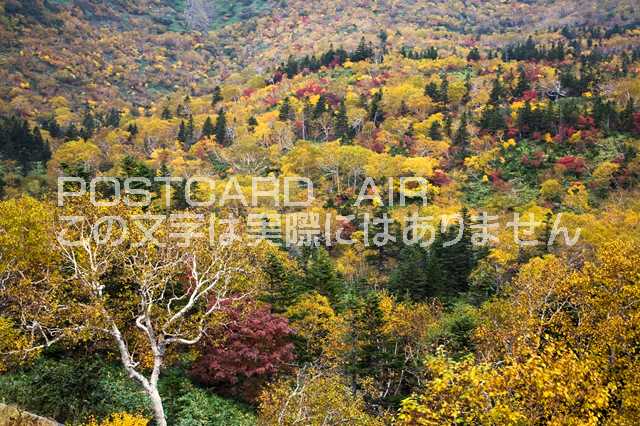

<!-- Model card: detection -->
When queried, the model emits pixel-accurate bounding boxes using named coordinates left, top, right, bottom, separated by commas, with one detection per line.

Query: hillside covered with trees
left=1, top=1, right=640, bottom=425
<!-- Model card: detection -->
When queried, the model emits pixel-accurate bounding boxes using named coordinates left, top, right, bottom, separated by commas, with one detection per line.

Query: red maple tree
left=191, top=302, right=295, bottom=402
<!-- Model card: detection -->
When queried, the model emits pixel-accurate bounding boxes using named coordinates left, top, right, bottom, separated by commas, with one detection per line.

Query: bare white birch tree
left=1, top=199, right=261, bottom=426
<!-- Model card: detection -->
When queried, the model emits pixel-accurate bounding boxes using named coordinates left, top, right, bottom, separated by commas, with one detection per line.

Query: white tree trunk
left=147, top=386, right=167, bottom=426
left=111, top=323, right=167, bottom=426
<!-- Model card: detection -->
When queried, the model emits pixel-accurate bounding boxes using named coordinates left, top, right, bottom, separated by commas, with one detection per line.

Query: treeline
left=479, top=96, right=639, bottom=137
left=0, top=116, right=51, bottom=174
left=36, top=107, right=122, bottom=142
left=499, top=37, right=567, bottom=62
left=273, top=36, right=376, bottom=81
left=399, top=46, right=439, bottom=60
left=273, top=88, right=384, bottom=143
left=499, top=32, right=639, bottom=65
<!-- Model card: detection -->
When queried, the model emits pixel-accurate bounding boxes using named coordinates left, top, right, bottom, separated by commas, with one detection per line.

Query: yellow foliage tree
left=258, top=371, right=385, bottom=426
left=84, top=413, right=149, bottom=426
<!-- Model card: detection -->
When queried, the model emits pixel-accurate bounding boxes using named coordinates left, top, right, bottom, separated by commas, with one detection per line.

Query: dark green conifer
left=211, top=85, right=223, bottom=106
left=177, top=120, right=187, bottom=143
left=279, top=97, right=292, bottom=121
left=201, top=116, right=214, bottom=138
left=335, top=99, right=351, bottom=144
left=215, top=108, right=229, bottom=147
left=513, top=65, right=531, bottom=98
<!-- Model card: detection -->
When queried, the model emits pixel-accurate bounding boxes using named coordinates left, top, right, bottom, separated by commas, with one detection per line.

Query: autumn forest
left=1, top=0, right=640, bottom=425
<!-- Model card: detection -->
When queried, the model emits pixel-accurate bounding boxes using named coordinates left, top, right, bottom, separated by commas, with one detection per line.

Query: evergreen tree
left=279, top=97, right=292, bottom=121
left=104, top=109, right=118, bottom=128
left=542, top=102, right=558, bottom=133
left=0, top=118, right=50, bottom=174
left=158, top=162, right=171, bottom=178
left=185, top=115, right=195, bottom=145
left=489, top=75, right=506, bottom=105
left=439, top=71, right=449, bottom=107
left=127, top=122, right=138, bottom=137
left=211, top=85, right=223, bottom=106
left=479, top=106, right=506, bottom=133
left=513, top=65, right=531, bottom=98
left=368, top=91, right=384, bottom=125
left=321, top=44, right=337, bottom=67
left=313, top=95, right=327, bottom=118
left=429, top=121, right=443, bottom=140
left=302, top=247, right=343, bottom=306
left=620, top=97, right=636, bottom=132
left=302, top=100, right=314, bottom=140
left=32, top=126, right=51, bottom=165
left=444, top=113, right=453, bottom=137
left=453, top=112, right=470, bottom=157
left=172, top=178, right=190, bottom=211
left=177, top=120, right=187, bottom=144
left=154, top=162, right=171, bottom=195
left=451, top=207, right=474, bottom=293
left=13, top=120, right=34, bottom=172
left=80, top=111, right=96, bottom=140
left=351, top=37, right=373, bottom=62
left=215, top=108, right=229, bottom=147
left=119, top=155, right=154, bottom=189
left=60, top=162, right=93, bottom=187
left=593, top=95, right=610, bottom=130
left=462, top=69, right=473, bottom=105
left=517, top=100, right=534, bottom=136
left=424, top=81, right=439, bottom=100
left=427, top=208, right=475, bottom=300
left=105, top=108, right=120, bottom=127
left=559, top=67, right=582, bottom=97
left=378, top=30, right=388, bottom=53
left=345, top=292, right=397, bottom=406
left=364, top=205, right=402, bottom=272
left=261, top=252, right=298, bottom=313
left=467, top=47, right=481, bottom=61
left=201, top=116, right=214, bottom=138
left=284, top=55, right=299, bottom=78
left=247, top=116, right=258, bottom=132
left=44, top=116, right=62, bottom=138
left=65, top=123, right=79, bottom=141
left=335, top=99, right=351, bottom=144
left=621, top=52, right=631, bottom=76
left=424, top=229, right=445, bottom=296
left=541, top=211, right=555, bottom=254
left=389, top=244, right=431, bottom=300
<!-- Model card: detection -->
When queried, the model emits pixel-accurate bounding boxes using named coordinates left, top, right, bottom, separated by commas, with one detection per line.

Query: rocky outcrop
left=0, top=404, right=61, bottom=426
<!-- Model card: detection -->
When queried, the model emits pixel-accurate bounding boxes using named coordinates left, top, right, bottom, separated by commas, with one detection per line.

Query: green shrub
left=0, top=358, right=150, bottom=423
left=172, top=385, right=255, bottom=426
left=427, top=303, right=479, bottom=358
left=0, top=358, right=256, bottom=425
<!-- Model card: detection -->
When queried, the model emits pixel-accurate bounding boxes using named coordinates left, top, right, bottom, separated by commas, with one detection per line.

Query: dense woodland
left=1, top=0, right=640, bottom=425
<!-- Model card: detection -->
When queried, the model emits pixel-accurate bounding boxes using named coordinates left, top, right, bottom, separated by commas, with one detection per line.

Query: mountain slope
left=0, top=0, right=638, bottom=117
